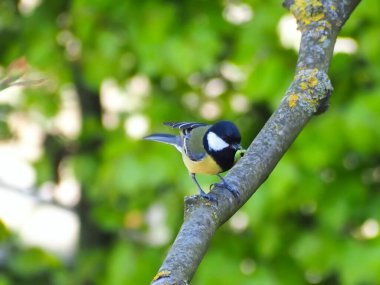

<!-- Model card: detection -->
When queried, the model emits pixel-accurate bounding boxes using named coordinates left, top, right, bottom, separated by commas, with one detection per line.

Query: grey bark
left=151, top=1, right=361, bottom=284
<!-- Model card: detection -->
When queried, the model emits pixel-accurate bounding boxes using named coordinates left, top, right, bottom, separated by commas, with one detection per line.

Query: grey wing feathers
left=143, top=133, right=182, bottom=152
left=164, top=122, right=209, bottom=161
left=144, top=122, right=209, bottom=159
left=164, top=122, right=208, bottom=130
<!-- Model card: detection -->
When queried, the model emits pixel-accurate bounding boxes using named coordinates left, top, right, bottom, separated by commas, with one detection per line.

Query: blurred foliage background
left=0, top=0, right=380, bottom=284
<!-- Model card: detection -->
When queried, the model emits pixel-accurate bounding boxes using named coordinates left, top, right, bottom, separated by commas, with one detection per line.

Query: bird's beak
left=231, top=143, right=242, bottom=151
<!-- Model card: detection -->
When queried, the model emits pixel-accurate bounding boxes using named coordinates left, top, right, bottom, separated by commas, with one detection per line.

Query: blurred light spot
left=146, top=203, right=165, bottom=225
left=161, top=76, right=177, bottom=91
left=102, top=112, right=120, bottom=130
left=343, top=152, right=359, bottom=170
left=0, top=186, right=79, bottom=259
left=371, top=166, right=380, bottom=183
left=240, top=258, right=256, bottom=275
left=66, top=39, right=82, bottom=61
left=18, top=0, right=41, bottom=15
left=33, top=70, right=57, bottom=92
left=11, top=116, right=44, bottom=151
left=56, top=30, right=72, bottom=47
left=200, top=101, right=221, bottom=120
left=0, top=186, right=35, bottom=230
left=220, top=62, right=246, bottom=82
left=305, top=270, right=323, bottom=284
left=54, top=84, right=81, bottom=139
left=60, top=31, right=76, bottom=48
left=126, top=74, right=151, bottom=97
left=300, top=202, right=317, bottom=215
left=101, top=76, right=149, bottom=115
left=54, top=178, right=81, bottom=208
left=187, top=72, right=204, bottom=87
left=100, top=78, right=128, bottom=113
left=0, top=148, right=35, bottom=189
left=19, top=205, right=79, bottom=258
left=182, top=92, right=200, bottom=110
left=360, top=219, right=379, bottom=239
left=361, top=169, right=373, bottom=185
left=38, top=182, right=54, bottom=202
left=54, top=160, right=80, bottom=207
left=361, top=167, right=380, bottom=185
left=145, top=203, right=171, bottom=246
left=124, top=114, right=149, bottom=139
left=230, top=94, right=249, bottom=113
left=0, top=85, right=22, bottom=105
left=278, top=14, right=301, bottom=51
left=229, top=211, right=249, bottom=233
left=56, top=13, right=70, bottom=29
left=8, top=113, right=44, bottom=161
left=204, top=78, right=226, bottom=98
left=124, top=210, right=144, bottom=229
left=320, top=168, right=335, bottom=183
left=56, top=30, right=82, bottom=61
left=334, top=37, right=358, bottom=54
left=223, top=3, right=253, bottom=25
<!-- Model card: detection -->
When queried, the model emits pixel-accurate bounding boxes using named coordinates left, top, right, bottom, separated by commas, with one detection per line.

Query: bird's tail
left=143, top=133, right=182, bottom=152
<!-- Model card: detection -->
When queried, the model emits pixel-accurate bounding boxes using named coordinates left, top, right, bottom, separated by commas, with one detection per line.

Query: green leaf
left=8, top=247, right=60, bottom=277
left=0, top=220, right=10, bottom=242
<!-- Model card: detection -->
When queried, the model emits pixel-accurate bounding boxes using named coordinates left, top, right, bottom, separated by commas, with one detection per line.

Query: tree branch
left=151, top=1, right=361, bottom=284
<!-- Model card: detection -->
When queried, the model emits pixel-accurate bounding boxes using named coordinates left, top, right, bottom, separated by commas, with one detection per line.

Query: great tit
left=143, top=121, right=244, bottom=201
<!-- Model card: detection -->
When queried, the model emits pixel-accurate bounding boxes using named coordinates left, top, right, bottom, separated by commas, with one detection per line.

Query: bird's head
left=203, top=121, right=242, bottom=171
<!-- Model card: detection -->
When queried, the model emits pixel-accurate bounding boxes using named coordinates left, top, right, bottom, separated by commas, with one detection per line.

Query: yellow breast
left=182, top=153, right=222, bottom=175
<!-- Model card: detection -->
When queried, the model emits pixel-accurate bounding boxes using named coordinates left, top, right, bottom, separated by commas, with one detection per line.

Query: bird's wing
left=164, top=122, right=210, bottom=161
left=143, top=133, right=182, bottom=152
left=163, top=122, right=208, bottom=131
left=184, top=126, right=209, bottom=161
left=144, top=122, right=209, bottom=161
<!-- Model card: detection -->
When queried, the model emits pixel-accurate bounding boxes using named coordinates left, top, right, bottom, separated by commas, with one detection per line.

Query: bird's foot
left=199, top=191, right=218, bottom=204
left=211, top=179, right=240, bottom=199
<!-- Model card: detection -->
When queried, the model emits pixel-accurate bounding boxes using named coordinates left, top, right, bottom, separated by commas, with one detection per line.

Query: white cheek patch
left=207, top=132, right=229, bottom=151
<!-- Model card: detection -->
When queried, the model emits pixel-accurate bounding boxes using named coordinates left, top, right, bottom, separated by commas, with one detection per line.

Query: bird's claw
left=210, top=181, right=240, bottom=199
left=199, top=192, right=218, bottom=204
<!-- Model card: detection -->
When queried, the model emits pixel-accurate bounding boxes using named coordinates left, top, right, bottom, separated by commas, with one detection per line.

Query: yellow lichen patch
left=290, top=0, right=325, bottom=28
left=308, top=76, right=318, bottom=87
left=305, top=97, right=319, bottom=109
left=299, top=71, right=318, bottom=91
left=288, top=93, right=299, bottom=108
left=319, top=35, right=327, bottom=42
left=316, top=25, right=328, bottom=42
left=308, top=11, right=325, bottom=24
left=152, top=270, right=171, bottom=281
left=316, top=21, right=332, bottom=32
left=300, top=82, right=308, bottom=90
left=316, top=25, right=325, bottom=33
left=211, top=210, right=219, bottom=223
left=307, top=69, right=319, bottom=88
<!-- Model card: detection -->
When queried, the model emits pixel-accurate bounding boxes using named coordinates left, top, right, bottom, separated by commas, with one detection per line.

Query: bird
left=143, top=121, right=244, bottom=201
